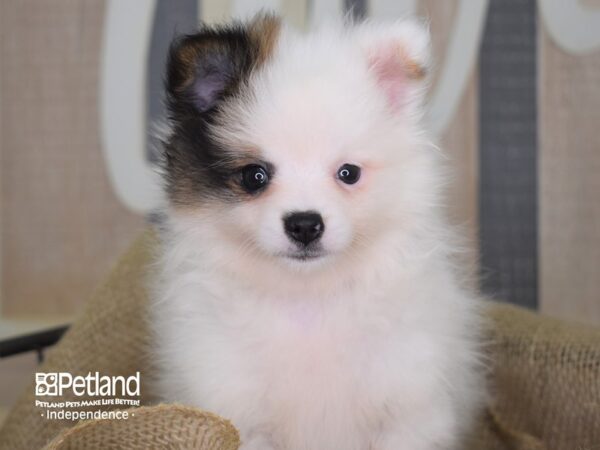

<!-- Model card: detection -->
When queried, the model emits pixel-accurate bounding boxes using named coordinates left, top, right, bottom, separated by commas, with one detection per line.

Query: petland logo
left=35, top=372, right=141, bottom=420
left=36, top=372, right=140, bottom=397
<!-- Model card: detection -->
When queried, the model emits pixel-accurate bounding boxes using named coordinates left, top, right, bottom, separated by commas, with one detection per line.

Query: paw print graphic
left=36, top=373, right=58, bottom=396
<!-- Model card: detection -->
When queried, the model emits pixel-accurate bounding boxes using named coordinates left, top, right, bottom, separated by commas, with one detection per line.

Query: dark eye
left=241, top=164, right=269, bottom=192
left=337, top=164, right=361, bottom=185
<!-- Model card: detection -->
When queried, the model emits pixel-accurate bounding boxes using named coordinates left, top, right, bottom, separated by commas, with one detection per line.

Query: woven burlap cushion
left=0, top=229, right=598, bottom=449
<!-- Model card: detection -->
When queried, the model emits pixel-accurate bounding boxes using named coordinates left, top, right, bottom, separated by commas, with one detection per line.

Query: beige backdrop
left=539, top=26, right=600, bottom=325
left=0, top=0, right=144, bottom=317
left=0, top=0, right=598, bottom=325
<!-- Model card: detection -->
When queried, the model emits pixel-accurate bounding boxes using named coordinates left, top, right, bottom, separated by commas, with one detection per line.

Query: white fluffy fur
left=151, top=19, right=483, bottom=450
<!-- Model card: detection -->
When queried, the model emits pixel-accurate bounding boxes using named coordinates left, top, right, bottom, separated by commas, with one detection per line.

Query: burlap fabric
left=470, top=302, right=600, bottom=449
left=0, top=229, right=598, bottom=449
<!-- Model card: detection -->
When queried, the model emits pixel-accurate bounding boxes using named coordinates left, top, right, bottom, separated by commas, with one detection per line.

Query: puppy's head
left=163, top=15, right=437, bottom=277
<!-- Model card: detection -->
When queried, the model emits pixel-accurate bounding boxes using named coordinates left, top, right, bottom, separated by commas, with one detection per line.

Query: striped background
left=0, top=0, right=599, bottom=326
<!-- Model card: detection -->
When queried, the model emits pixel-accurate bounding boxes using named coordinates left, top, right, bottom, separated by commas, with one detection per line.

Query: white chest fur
left=152, top=265, right=481, bottom=450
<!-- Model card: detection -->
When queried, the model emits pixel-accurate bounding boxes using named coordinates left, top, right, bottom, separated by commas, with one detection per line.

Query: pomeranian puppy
left=151, top=13, right=483, bottom=450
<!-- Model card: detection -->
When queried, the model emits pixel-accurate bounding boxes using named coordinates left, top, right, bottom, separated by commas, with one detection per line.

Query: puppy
left=151, top=14, right=483, bottom=450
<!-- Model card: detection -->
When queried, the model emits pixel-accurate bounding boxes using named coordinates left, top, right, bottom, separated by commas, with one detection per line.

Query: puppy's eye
left=337, top=164, right=361, bottom=185
left=241, top=164, right=269, bottom=192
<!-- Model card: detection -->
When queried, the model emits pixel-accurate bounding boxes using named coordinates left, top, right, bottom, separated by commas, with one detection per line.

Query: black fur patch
left=162, top=15, right=280, bottom=207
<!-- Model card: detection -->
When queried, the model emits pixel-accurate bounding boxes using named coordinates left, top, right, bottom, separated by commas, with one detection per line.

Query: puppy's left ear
left=359, top=20, right=431, bottom=113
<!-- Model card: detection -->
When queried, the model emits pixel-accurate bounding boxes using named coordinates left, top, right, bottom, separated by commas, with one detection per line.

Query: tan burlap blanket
left=0, top=230, right=598, bottom=449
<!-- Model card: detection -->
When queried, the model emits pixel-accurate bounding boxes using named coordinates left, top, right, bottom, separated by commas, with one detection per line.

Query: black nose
left=283, top=211, right=324, bottom=246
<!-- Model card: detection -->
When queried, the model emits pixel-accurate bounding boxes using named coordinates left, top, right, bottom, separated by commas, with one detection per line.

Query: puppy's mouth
left=284, top=246, right=327, bottom=261
left=287, top=251, right=325, bottom=261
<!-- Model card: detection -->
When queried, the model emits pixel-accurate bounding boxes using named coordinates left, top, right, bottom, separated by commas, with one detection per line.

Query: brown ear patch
left=248, top=13, right=282, bottom=67
left=400, top=48, right=427, bottom=80
left=166, top=14, right=282, bottom=117
left=368, top=42, right=427, bottom=110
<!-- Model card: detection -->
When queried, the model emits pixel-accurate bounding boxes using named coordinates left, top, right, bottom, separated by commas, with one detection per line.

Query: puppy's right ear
left=358, top=20, right=431, bottom=114
left=166, top=15, right=281, bottom=119
left=166, top=27, right=252, bottom=118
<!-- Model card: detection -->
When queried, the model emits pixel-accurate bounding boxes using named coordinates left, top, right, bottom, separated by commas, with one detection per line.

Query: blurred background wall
left=0, top=0, right=599, bottom=330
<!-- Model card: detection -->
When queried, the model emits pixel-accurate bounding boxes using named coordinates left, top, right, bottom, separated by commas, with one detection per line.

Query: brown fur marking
left=248, top=13, right=282, bottom=68
left=398, top=46, right=427, bottom=80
